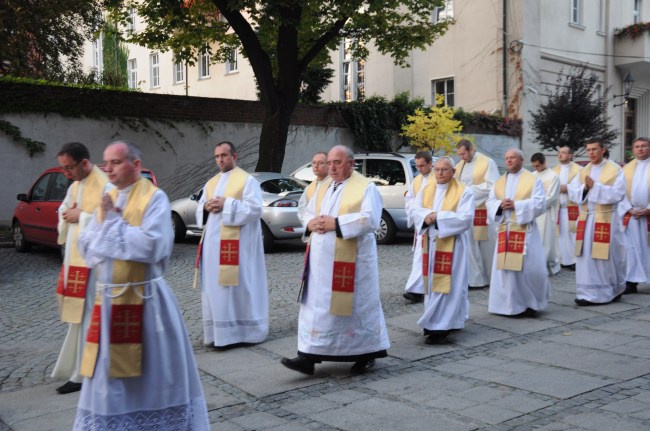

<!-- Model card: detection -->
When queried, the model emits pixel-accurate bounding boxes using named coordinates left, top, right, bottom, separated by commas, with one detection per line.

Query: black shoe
left=56, top=381, right=82, bottom=394
left=403, top=292, right=424, bottom=303
left=350, top=359, right=375, bottom=374
left=424, top=330, right=450, bottom=345
left=625, top=282, right=638, bottom=294
left=523, top=308, right=537, bottom=317
left=574, top=298, right=606, bottom=306
left=612, top=293, right=623, bottom=303
left=281, top=356, right=315, bottom=375
left=561, top=264, right=576, bottom=271
left=468, top=284, right=489, bottom=289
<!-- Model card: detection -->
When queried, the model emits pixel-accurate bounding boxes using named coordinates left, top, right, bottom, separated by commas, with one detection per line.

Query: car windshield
left=409, top=159, right=417, bottom=177
left=260, top=178, right=306, bottom=194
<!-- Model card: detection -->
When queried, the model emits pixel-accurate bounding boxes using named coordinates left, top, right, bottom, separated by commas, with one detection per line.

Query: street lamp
left=613, top=71, right=635, bottom=108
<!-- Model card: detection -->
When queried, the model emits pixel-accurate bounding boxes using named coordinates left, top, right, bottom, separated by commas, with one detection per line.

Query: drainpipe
left=502, top=0, right=508, bottom=117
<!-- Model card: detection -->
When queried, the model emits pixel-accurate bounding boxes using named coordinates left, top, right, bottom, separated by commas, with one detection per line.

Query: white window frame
left=432, top=0, right=454, bottom=24
left=92, top=33, right=103, bottom=75
left=633, top=0, right=642, bottom=23
left=128, top=58, right=137, bottom=89
left=150, top=53, right=160, bottom=88
left=597, top=0, right=606, bottom=34
left=226, top=48, right=238, bottom=74
left=431, top=77, right=455, bottom=107
left=340, top=38, right=365, bottom=102
left=174, top=61, right=184, bottom=84
left=570, top=0, right=582, bottom=25
left=126, top=7, right=136, bottom=32
left=199, top=47, right=211, bottom=79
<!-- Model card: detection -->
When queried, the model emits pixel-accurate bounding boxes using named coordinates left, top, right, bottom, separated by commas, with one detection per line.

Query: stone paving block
left=401, top=392, right=479, bottom=411
left=258, top=335, right=298, bottom=358
left=209, top=420, right=245, bottom=431
left=450, top=324, right=512, bottom=348
left=561, top=411, right=646, bottom=431
left=196, top=346, right=277, bottom=376
left=459, top=385, right=513, bottom=402
left=489, top=393, right=553, bottom=413
left=282, top=397, right=339, bottom=415
left=218, top=362, right=327, bottom=397
left=457, top=402, right=522, bottom=425
left=549, top=289, right=579, bottom=304
left=202, top=381, right=244, bottom=411
left=387, top=332, right=457, bottom=360
left=585, top=319, right=650, bottom=337
left=362, top=370, right=474, bottom=396
left=385, top=311, right=425, bottom=333
left=599, top=398, right=648, bottom=414
left=5, top=408, right=75, bottom=431
left=230, top=412, right=289, bottom=430
left=266, top=423, right=313, bottom=431
left=611, top=339, right=650, bottom=359
left=581, top=301, right=641, bottom=315
left=320, top=389, right=372, bottom=404
left=473, top=315, right=560, bottom=334
left=0, top=382, right=78, bottom=426
left=310, top=397, right=476, bottom=431
left=542, top=303, right=599, bottom=323
left=542, top=329, right=639, bottom=349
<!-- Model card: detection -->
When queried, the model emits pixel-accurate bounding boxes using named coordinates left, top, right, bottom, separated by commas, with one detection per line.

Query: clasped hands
left=61, top=202, right=82, bottom=223
left=500, top=198, right=515, bottom=211
left=308, top=215, right=336, bottom=234
left=205, top=196, right=225, bottom=214
left=584, top=175, right=595, bottom=190
left=628, top=208, right=650, bottom=219
left=424, top=212, right=437, bottom=226
left=100, top=194, right=121, bottom=221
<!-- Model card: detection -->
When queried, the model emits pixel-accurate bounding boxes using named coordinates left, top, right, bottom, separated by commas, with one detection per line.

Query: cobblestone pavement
left=2, top=236, right=650, bottom=430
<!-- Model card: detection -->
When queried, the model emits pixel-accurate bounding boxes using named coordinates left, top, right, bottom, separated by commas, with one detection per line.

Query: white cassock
left=52, top=173, right=111, bottom=384
left=533, top=168, right=561, bottom=275
left=457, top=154, right=500, bottom=287
left=569, top=161, right=627, bottom=302
left=557, top=163, right=578, bottom=266
left=487, top=170, right=550, bottom=315
left=413, top=183, right=474, bottom=331
left=75, top=186, right=209, bottom=431
left=197, top=171, right=268, bottom=346
left=404, top=173, right=430, bottom=295
left=298, top=178, right=329, bottom=242
left=298, top=180, right=390, bottom=359
left=618, top=158, right=650, bottom=284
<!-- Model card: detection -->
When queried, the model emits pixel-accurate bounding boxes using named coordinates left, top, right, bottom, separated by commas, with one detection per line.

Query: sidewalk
left=2, top=267, right=650, bottom=430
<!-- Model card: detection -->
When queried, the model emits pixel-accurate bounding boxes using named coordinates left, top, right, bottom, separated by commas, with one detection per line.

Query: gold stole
left=494, top=170, right=536, bottom=271
left=56, top=166, right=108, bottom=324
left=81, top=178, right=157, bottom=378
left=455, top=153, right=490, bottom=240
left=553, top=163, right=581, bottom=233
left=412, top=174, right=425, bottom=195
left=329, top=172, right=369, bottom=316
left=421, top=178, right=465, bottom=294
left=205, top=167, right=249, bottom=286
left=305, top=178, right=333, bottom=215
left=622, top=159, right=650, bottom=242
left=575, top=161, right=619, bottom=260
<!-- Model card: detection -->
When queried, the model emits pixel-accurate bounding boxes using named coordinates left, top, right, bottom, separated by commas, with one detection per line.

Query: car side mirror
left=17, top=193, right=28, bottom=202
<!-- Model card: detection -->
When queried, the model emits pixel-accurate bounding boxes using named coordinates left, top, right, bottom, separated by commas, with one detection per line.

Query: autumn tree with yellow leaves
left=401, top=95, right=467, bottom=155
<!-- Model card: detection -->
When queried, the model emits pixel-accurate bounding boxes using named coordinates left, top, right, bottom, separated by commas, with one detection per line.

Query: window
left=432, top=0, right=454, bottom=23
left=634, top=0, right=641, bottom=23
left=30, top=174, right=51, bottom=202
left=597, top=0, right=606, bottom=33
left=174, top=62, right=184, bottom=84
left=570, top=0, right=581, bottom=25
left=50, top=173, right=72, bottom=201
left=199, top=47, right=211, bottom=78
left=431, top=78, right=454, bottom=107
left=365, top=159, right=407, bottom=186
left=226, top=48, right=238, bottom=73
left=128, top=59, right=137, bottom=89
left=341, top=38, right=365, bottom=102
left=150, top=53, right=160, bottom=88
left=92, top=34, right=103, bottom=75
left=127, top=7, right=136, bottom=32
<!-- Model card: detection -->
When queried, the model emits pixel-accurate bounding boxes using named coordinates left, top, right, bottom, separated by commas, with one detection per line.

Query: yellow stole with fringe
left=421, top=178, right=465, bottom=294
left=553, top=162, right=581, bottom=233
left=575, top=161, right=620, bottom=260
left=56, top=166, right=108, bottom=324
left=455, top=153, right=490, bottom=240
left=622, top=159, right=650, bottom=242
left=494, top=170, right=536, bottom=271
left=80, top=178, right=157, bottom=378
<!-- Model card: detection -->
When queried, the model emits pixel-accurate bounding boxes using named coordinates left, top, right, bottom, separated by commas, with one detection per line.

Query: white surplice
left=557, top=163, right=578, bottom=266
left=568, top=160, right=627, bottom=302
left=196, top=171, right=268, bottom=346
left=75, top=186, right=209, bottom=431
left=618, top=158, right=650, bottom=284
left=456, top=153, right=500, bottom=287
left=487, top=170, right=550, bottom=315
left=298, top=180, right=390, bottom=358
left=298, top=177, right=329, bottom=242
left=413, top=182, right=474, bottom=331
left=533, top=168, right=561, bottom=275
left=52, top=166, right=111, bottom=384
left=404, top=173, right=430, bottom=295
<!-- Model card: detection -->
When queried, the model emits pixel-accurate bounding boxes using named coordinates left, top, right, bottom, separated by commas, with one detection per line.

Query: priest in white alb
left=569, top=138, right=626, bottom=305
left=403, top=150, right=434, bottom=304
left=553, top=146, right=581, bottom=270
left=297, top=151, right=331, bottom=237
left=531, top=152, right=561, bottom=275
left=618, top=137, right=650, bottom=294
left=412, top=157, right=474, bottom=344
left=487, top=149, right=550, bottom=317
left=75, top=141, right=209, bottom=431
left=197, top=141, right=268, bottom=347
left=281, top=145, right=390, bottom=376
left=454, top=139, right=500, bottom=288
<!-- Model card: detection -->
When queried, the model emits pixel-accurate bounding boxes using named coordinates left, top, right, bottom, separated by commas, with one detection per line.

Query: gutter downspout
left=502, top=0, right=508, bottom=117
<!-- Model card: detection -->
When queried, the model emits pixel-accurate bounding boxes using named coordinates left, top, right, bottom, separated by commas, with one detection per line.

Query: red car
left=12, top=166, right=157, bottom=253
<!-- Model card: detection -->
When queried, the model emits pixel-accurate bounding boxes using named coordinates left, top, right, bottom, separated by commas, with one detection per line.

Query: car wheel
left=261, top=223, right=274, bottom=253
left=12, top=221, right=31, bottom=252
left=171, top=212, right=186, bottom=243
left=375, top=211, right=397, bottom=245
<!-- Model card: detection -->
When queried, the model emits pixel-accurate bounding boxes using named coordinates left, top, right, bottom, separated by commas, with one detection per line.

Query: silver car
left=170, top=172, right=307, bottom=252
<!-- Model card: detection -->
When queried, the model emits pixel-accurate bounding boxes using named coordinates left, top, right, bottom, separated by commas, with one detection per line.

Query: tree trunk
left=254, top=105, right=292, bottom=172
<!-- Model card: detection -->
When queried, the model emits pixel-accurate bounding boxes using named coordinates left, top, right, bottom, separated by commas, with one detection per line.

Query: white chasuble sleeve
left=57, top=184, right=74, bottom=245
left=436, top=189, right=475, bottom=238
left=486, top=186, right=503, bottom=224
left=338, top=184, right=383, bottom=239
left=297, top=190, right=309, bottom=227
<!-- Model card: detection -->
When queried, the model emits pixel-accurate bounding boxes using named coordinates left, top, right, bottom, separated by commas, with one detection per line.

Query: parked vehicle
left=292, top=152, right=431, bottom=244
left=12, top=166, right=157, bottom=253
left=170, top=172, right=307, bottom=252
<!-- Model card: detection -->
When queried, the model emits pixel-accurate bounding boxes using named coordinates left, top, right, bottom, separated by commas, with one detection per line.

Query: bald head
left=504, top=148, right=524, bottom=174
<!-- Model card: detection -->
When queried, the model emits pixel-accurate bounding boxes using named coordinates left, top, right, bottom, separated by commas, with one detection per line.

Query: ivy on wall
left=0, top=120, right=46, bottom=156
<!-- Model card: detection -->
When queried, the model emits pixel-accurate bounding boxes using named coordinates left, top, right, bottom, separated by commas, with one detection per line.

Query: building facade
left=82, top=0, right=649, bottom=162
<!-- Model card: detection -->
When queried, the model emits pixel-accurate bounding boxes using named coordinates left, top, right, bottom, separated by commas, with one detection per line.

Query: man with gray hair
left=412, top=156, right=474, bottom=344
left=486, top=148, right=550, bottom=316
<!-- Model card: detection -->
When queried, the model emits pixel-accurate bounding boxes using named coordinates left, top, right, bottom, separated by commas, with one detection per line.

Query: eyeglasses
left=312, top=161, right=327, bottom=166
left=433, top=168, right=452, bottom=173
left=61, top=161, right=81, bottom=172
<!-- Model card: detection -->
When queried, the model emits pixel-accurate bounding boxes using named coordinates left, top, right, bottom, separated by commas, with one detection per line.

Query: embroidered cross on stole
left=494, top=170, right=536, bottom=272
left=553, top=162, right=581, bottom=234
left=455, top=153, right=490, bottom=241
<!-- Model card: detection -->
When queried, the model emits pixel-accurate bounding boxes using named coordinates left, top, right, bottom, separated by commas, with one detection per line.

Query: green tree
left=401, top=95, right=465, bottom=155
left=0, top=0, right=102, bottom=80
left=101, top=21, right=130, bottom=88
left=530, top=65, right=618, bottom=155
left=106, top=0, right=451, bottom=172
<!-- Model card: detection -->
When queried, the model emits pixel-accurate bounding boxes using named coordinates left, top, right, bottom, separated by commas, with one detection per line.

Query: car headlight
left=269, top=199, right=298, bottom=207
